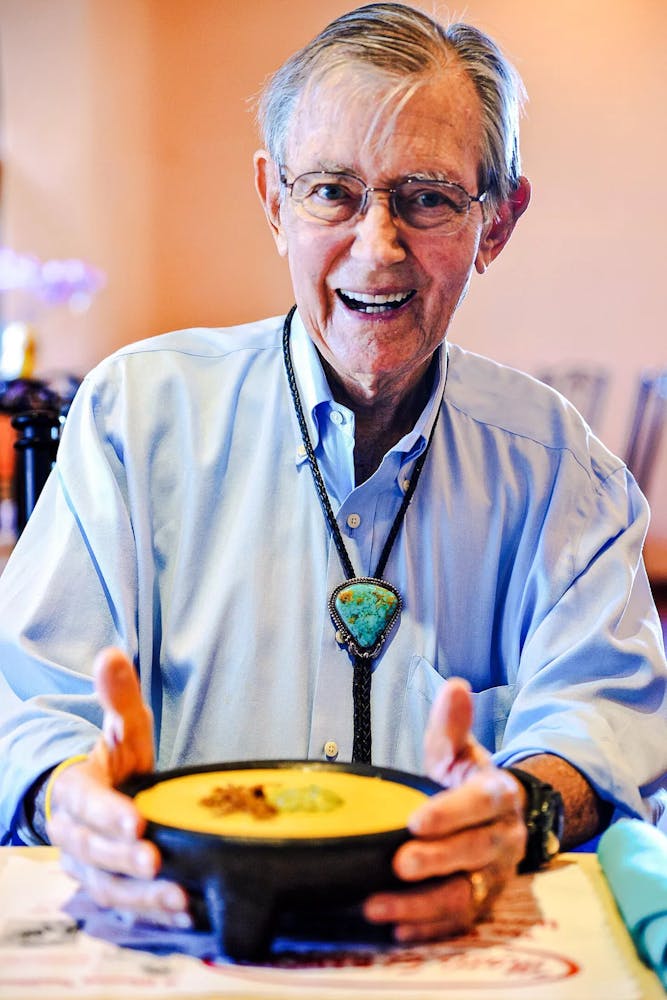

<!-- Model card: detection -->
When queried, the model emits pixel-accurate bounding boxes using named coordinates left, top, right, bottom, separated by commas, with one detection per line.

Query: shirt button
left=346, top=513, right=361, bottom=529
left=297, top=444, right=307, bottom=457
left=330, top=410, right=344, bottom=425
left=324, top=740, right=339, bottom=760
left=401, top=477, right=410, bottom=492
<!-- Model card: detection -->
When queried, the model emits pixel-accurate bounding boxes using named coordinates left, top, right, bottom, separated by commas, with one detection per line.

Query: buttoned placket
left=288, top=314, right=444, bottom=763
left=306, top=434, right=423, bottom=762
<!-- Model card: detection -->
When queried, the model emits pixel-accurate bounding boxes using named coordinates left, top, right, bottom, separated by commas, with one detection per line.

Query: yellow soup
left=134, top=767, right=428, bottom=838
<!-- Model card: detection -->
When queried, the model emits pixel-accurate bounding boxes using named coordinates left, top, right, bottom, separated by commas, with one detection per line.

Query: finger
left=59, top=851, right=189, bottom=919
left=48, top=755, right=145, bottom=842
left=48, top=807, right=158, bottom=878
left=364, top=872, right=476, bottom=937
left=365, top=866, right=507, bottom=942
left=93, top=647, right=154, bottom=778
left=425, top=677, right=473, bottom=764
left=408, top=766, right=523, bottom=839
left=394, top=813, right=525, bottom=883
left=119, top=909, right=194, bottom=930
left=423, top=678, right=491, bottom=786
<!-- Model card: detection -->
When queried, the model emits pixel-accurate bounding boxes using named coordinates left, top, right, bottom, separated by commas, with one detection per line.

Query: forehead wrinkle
left=308, top=160, right=358, bottom=174
left=286, top=66, right=421, bottom=164
left=291, top=152, right=469, bottom=189
left=286, top=62, right=483, bottom=190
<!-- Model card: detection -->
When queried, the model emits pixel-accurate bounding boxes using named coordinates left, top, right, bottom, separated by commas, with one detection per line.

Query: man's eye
left=312, top=183, right=353, bottom=203
left=409, top=187, right=459, bottom=211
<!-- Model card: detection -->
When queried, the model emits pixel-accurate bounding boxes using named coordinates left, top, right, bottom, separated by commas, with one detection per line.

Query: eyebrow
left=311, top=161, right=350, bottom=174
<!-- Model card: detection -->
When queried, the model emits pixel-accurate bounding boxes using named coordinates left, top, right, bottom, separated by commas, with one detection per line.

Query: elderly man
left=0, top=3, right=665, bottom=945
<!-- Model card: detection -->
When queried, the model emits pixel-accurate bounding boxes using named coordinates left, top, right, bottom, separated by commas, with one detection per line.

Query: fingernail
left=400, top=854, right=422, bottom=877
left=133, top=852, right=153, bottom=879
left=103, top=715, right=124, bottom=749
left=163, top=885, right=186, bottom=910
left=408, top=807, right=430, bottom=835
left=365, top=899, right=390, bottom=921
left=121, top=813, right=138, bottom=838
left=171, top=912, right=193, bottom=929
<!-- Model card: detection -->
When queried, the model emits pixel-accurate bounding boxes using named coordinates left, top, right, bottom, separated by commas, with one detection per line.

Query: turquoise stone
left=331, top=579, right=401, bottom=654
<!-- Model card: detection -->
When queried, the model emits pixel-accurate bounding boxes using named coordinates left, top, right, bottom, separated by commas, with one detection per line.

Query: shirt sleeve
left=0, top=366, right=140, bottom=844
left=493, top=460, right=667, bottom=821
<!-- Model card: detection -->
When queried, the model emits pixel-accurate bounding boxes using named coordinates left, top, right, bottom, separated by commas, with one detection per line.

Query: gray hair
left=257, top=2, right=526, bottom=210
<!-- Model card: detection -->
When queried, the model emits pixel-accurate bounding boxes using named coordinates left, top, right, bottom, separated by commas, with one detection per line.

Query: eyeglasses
left=279, top=167, right=487, bottom=235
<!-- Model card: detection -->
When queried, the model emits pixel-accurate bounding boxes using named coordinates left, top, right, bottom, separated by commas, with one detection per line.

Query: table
left=0, top=847, right=664, bottom=999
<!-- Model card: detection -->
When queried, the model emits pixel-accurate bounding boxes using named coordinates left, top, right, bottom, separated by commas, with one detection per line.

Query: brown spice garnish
left=200, top=783, right=278, bottom=820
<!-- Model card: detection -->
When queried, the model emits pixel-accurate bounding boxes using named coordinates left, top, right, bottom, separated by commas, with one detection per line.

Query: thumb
left=91, top=647, right=155, bottom=783
left=423, top=677, right=491, bottom=786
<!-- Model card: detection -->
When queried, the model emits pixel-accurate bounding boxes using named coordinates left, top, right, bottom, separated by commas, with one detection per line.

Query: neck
left=322, top=355, right=438, bottom=484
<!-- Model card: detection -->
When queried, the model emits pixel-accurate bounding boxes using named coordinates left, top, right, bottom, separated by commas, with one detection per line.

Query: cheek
left=423, top=244, right=477, bottom=298
left=287, top=234, right=339, bottom=300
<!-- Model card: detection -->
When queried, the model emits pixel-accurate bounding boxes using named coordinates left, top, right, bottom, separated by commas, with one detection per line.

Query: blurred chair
left=624, top=370, right=667, bottom=497
left=536, top=364, right=610, bottom=432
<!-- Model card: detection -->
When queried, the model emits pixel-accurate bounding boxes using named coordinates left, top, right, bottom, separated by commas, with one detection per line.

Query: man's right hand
left=45, top=647, right=191, bottom=927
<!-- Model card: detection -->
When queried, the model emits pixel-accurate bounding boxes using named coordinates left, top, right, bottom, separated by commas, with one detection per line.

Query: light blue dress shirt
left=0, top=310, right=665, bottom=843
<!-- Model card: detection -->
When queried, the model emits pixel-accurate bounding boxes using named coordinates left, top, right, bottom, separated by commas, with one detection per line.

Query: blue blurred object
left=598, top=819, right=667, bottom=989
left=569, top=834, right=602, bottom=852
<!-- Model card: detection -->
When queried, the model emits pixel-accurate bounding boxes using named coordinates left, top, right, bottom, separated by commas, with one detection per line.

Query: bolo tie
left=282, top=306, right=443, bottom=764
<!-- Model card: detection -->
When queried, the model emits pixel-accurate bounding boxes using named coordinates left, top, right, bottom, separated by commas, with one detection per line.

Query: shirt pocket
left=395, top=655, right=515, bottom=768
left=394, top=654, right=445, bottom=771
left=469, top=683, right=515, bottom=752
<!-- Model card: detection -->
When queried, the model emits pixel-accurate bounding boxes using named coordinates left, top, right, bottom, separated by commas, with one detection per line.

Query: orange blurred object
left=0, top=413, right=16, bottom=500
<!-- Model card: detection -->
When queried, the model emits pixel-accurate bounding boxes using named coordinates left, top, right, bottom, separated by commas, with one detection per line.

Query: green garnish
left=267, top=783, right=344, bottom=813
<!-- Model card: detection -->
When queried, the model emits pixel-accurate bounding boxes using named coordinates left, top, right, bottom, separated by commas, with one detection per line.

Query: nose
left=349, top=191, right=407, bottom=266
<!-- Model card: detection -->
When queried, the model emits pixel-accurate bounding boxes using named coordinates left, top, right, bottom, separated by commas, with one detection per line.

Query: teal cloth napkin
left=598, top=818, right=667, bottom=989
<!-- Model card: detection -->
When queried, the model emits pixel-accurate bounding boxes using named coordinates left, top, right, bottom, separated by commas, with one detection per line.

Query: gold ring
left=468, top=870, right=489, bottom=910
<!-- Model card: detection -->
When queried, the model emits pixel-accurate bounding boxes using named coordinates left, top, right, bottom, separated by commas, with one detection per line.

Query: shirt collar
left=393, top=341, right=448, bottom=461
left=288, top=308, right=449, bottom=465
left=289, top=310, right=334, bottom=457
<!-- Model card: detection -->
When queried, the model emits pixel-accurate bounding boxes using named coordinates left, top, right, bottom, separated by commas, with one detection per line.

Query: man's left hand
left=363, top=678, right=526, bottom=942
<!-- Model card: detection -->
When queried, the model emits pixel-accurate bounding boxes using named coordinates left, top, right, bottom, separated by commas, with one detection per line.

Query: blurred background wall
left=0, top=0, right=665, bottom=545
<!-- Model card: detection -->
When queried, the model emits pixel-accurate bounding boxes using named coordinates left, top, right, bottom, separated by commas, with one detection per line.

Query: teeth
left=340, top=290, right=412, bottom=305
left=338, top=288, right=415, bottom=315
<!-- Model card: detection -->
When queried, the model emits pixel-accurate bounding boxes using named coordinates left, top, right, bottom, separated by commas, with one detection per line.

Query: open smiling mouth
left=337, top=289, right=416, bottom=314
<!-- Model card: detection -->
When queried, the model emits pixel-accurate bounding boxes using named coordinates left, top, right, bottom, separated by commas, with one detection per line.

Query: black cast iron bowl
left=121, top=759, right=443, bottom=960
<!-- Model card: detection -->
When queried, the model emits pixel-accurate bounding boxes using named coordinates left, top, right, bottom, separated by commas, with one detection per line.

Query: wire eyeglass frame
left=279, top=166, right=487, bottom=235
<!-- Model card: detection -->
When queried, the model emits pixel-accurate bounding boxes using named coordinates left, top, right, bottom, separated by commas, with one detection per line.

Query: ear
left=475, top=175, right=531, bottom=274
left=254, top=150, right=288, bottom=256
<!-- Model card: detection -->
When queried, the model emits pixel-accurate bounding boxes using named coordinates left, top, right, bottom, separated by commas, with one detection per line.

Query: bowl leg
left=204, top=879, right=276, bottom=962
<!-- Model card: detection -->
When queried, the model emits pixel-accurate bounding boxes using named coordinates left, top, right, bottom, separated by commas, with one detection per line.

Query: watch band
left=504, top=766, right=564, bottom=873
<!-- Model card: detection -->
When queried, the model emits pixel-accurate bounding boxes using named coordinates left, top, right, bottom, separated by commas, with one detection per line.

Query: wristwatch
left=504, top=766, right=564, bottom=873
